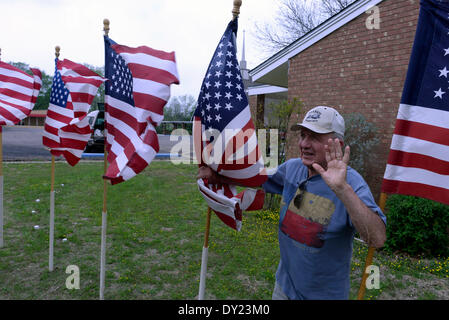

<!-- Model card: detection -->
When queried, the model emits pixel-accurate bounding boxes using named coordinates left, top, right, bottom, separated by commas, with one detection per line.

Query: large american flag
left=382, top=0, right=449, bottom=206
left=43, top=59, right=105, bottom=166
left=103, top=36, right=179, bottom=184
left=193, top=18, right=267, bottom=231
left=0, top=61, right=42, bottom=125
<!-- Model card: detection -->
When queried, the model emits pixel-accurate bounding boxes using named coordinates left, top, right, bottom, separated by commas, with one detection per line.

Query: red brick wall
left=286, top=0, right=420, bottom=199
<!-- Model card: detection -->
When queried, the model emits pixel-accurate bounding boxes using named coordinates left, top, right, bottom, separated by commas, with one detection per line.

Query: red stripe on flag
left=46, top=109, right=72, bottom=124
left=394, top=119, right=449, bottom=146
left=214, top=211, right=238, bottom=230
left=143, top=129, right=159, bottom=153
left=127, top=152, right=150, bottom=175
left=43, top=137, right=60, bottom=149
left=60, top=137, right=89, bottom=150
left=0, top=97, right=30, bottom=114
left=0, top=106, right=20, bottom=123
left=112, top=45, right=177, bottom=62
left=63, top=151, right=81, bottom=167
left=128, top=63, right=180, bottom=85
left=387, top=149, right=449, bottom=175
left=58, top=59, right=103, bottom=77
left=107, top=105, right=147, bottom=135
left=0, top=74, right=34, bottom=89
left=44, top=124, right=59, bottom=136
left=229, top=173, right=269, bottom=188
left=382, top=179, right=449, bottom=206
left=0, top=88, right=33, bottom=102
left=132, top=92, right=167, bottom=116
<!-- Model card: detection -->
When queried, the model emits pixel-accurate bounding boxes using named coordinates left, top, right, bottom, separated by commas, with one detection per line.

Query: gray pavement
left=1, top=126, right=194, bottom=162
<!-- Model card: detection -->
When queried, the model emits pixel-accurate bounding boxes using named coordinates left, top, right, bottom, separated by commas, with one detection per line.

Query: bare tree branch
left=251, top=0, right=356, bottom=58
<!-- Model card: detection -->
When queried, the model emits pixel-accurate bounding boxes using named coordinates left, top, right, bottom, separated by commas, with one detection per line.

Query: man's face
left=298, top=128, right=334, bottom=171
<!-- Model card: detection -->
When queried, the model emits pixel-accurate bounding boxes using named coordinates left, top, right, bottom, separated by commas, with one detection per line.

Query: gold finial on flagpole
left=55, top=46, right=60, bottom=58
left=232, top=0, right=242, bottom=20
left=103, top=19, right=110, bottom=37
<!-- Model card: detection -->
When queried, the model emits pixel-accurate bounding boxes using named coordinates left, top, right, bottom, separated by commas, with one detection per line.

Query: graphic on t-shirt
left=281, top=188, right=335, bottom=248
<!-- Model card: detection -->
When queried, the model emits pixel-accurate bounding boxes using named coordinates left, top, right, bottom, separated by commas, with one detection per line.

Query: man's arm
left=312, top=139, right=386, bottom=248
left=197, top=166, right=246, bottom=186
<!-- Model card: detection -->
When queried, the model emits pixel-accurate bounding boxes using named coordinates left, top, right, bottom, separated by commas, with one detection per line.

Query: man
left=197, top=106, right=386, bottom=300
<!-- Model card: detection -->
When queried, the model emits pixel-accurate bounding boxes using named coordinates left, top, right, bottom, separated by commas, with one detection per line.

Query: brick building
left=247, top=0, right=420, bottom=199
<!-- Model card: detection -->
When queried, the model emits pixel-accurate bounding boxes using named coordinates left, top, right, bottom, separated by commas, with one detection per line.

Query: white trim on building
left=249, top=0, right=384, bottom=88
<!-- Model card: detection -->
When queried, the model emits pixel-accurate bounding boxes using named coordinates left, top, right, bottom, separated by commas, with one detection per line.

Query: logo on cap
left=305, top=110, right=322, bottom=122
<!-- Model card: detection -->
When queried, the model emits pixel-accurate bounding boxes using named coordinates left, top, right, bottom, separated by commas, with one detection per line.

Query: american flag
left=382, top=0, right=449, bottom=206
left=0, top=61, right=42, bottom=125
left=193, top=18, right=267, bottom=230
left=43, top=59, right=105, bottom=166
left=103, top=36, right=179, bottom=184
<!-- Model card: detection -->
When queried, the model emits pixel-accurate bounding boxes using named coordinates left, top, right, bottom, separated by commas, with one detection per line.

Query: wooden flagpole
left=0, top=48, right=3, bottom=248
left=48, top=46, right=60, bottom=271
left=198, top=0, right=242, bottom=300
left=357, top=192, right=387, bottom=300
left=99, top=18, right=109, bottom=300
left=0, top=121, right=3, bottom=248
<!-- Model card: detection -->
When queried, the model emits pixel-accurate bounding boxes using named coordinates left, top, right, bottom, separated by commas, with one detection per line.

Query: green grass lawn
left=0, top=161, right=448, bottom=300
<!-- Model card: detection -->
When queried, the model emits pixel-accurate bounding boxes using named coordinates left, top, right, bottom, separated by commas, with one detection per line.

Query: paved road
left=2, top=126, right=50, bottom=160
left=1, top=126, right=194, bottom=161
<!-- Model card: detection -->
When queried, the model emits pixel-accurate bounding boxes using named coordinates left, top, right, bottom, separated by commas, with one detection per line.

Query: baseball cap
left=291, top=106, right=345, bottom=137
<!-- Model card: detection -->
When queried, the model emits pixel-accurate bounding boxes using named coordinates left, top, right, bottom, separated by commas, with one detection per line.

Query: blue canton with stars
left=49, top=58, right=69, bottom=108
left=194, top=19, right=247, bottom=133
left=401, top=0, right=449, bottom=113
left=104, top=36, right=134, bottom=106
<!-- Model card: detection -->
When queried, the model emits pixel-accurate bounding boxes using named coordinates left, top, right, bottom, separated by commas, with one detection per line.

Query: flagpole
left=48, top=46, right=60, bottom=271
left=0, top=48, right=3, bottom=248
left=99, top=18, right=109, bottom=300
left=197, top=0, right=242, bottom=300
left=0, top=124, right=3, bottom=248
left=49, top=155, right=55, bottom=271
left=198, top=207, right=211, bottom=300
left=356, top=192, right=387, bottom=300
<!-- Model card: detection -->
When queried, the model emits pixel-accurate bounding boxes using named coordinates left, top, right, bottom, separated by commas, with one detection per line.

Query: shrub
left=384, top=194, right=449, bottom=258
left=342, top=113, right=380, bottom=179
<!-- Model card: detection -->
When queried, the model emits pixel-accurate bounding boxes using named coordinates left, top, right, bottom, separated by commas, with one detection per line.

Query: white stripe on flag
left=0, top=81, right=34, bottom=96
left=397, top=104, right=449, bottom=130
left=119, top=52, right=178, bottom=78
left=218, top=157, right=266, bottom=179
left=44, top=116, right=70, bottom=130
left=0, top=67, right=34, bottom=83
left=133, top=78, right=170, bottom=101
left=42, top=131, right=60, bottom=143
left=48, top=104, right=74, bottom=118
left=390, top=134, right=449, bottom=162
left=384, top=164, right=449, bottom=189
left=0, top=94, right=30, bottom=108
left=0, top=101, right=27, bottom=118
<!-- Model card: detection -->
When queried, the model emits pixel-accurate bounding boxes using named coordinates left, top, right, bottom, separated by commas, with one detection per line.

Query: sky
left=0, top=0, right=279, bottom=99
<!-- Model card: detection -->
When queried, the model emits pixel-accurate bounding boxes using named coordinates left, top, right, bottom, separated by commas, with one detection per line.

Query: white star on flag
left=438, top=66, right=449, bottom=77
left=434, top=87, right=445, bottom=98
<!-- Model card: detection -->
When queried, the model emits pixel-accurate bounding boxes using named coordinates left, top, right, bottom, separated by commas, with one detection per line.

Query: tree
left=163, top=94, right=197, bottom=121
left=252, top=0, right=356, bottom=55
left=266, top=98, right=302, bottom=164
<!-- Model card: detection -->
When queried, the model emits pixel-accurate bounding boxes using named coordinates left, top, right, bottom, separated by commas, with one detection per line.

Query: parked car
left=84, top=110, right=105, bottom=153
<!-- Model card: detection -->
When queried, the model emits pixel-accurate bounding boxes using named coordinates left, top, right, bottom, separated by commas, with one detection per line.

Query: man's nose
left=299, top=136, right=311, bottom=147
